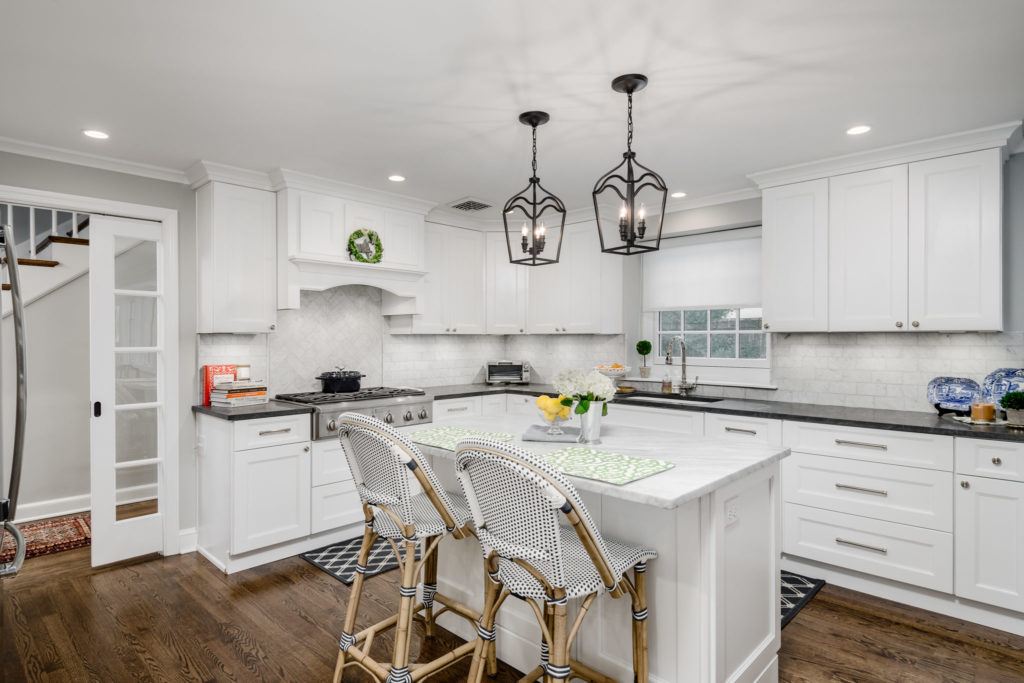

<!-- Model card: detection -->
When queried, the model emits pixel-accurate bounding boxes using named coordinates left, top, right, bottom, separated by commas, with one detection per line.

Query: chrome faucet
left=673, top=335, right=699, bottom=395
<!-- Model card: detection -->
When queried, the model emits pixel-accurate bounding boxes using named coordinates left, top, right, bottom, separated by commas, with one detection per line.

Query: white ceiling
left=2, top=1, right=1023, bottom=213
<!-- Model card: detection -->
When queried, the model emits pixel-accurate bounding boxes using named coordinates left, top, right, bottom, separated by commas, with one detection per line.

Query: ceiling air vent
left=449, top=197, right=492, bottom=212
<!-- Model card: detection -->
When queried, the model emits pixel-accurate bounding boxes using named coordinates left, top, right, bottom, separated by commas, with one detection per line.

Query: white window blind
left=641, top=228, right=762, bottom=310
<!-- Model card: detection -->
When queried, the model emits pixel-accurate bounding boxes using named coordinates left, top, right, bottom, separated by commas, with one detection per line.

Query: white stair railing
left=0, top=202, right=89, bottom=260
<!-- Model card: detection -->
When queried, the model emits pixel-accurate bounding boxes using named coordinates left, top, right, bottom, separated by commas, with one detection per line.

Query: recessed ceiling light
left=82, top=129, right=109, bottom=139
left=846, top=125, right=871, bottom=136
left=388, top=174, right=406, bottom=182
left=671, top=191, right=687, bottom=198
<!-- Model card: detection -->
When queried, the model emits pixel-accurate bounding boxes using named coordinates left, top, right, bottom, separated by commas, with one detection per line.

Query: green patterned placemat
left=409, top=426, right=515, bottom=451
left=542, top=447, right=675, bottom=486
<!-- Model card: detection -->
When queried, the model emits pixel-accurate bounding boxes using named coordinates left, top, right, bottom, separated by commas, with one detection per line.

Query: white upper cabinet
left=297, top=192, right=346, bottom=259
left=908, top=148, right=1003, bottom=331
left=828, top=166, right=909, bottom=331
left=343, top=201, right=385, bottom=252
left=761, top=179, right=829, bottom=332
left=485, top=231, right=528, bottom=334
left=197, top=181, right=277, bottom=333
left=383, top=209, right=425, bottom=270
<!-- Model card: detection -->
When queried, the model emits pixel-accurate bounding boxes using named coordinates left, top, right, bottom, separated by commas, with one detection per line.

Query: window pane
left=116, top=352, right=158, bottom=405
left=658, top=334, right=679, bottom=357
left=682, top=333, right=708, bottom=358
left=739, top=333, right=767, bottom=359
left=658, top=310, right=681, bottom=331
left=710, top=333, right=737, bottom=358
left=710, top=308, right=738, bottom=331
left=115, top=239, right=157, bottom=291
left=116, top=407, right=158, bottom=464
left=115, top=294, right=157, bottom=348
left=683, top=309, right=708, bottom=331
left=739, top=307, right=763, bottom=331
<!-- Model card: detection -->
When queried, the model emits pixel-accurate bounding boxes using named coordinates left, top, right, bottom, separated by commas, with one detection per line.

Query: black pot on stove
left=316, top=367, right=365, bottom=393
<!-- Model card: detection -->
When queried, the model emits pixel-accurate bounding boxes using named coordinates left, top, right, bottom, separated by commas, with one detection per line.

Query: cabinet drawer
left=783, top=421, right=953, bottom=471
left=956, top=438, right=1024, bottom=483
left=233, top=414, right=311, bottom=451
left=433, top=397, right=481, bottom=419
left=312, top=439, right=354, bottom=487
left=783, top=453, right=953, bottom=531
left=705, top=413, right=782, bottom=446
left=783, top=503, right=952, bottom=592
left=605, top=404, right=704, bottom=436
left=481, top=393, right=507, bottom=417
left=311, top=481, right=364, bottom=535
left=506, top=394, right=536, bottom=416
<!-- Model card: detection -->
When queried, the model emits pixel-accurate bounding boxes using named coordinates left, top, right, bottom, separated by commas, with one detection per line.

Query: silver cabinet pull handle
left=725, top=426, right=757, bottom=435
left=835, top=537, right=888, bottom=554
left=835, top=439, right=888, bottom=451
left=835, top=483, right=888, bottom=496
left=448, top=406, right=470, bottom=412
left=258, top=427, right=292, bottom=436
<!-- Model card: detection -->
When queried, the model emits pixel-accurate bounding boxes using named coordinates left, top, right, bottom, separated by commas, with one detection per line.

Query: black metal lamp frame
left=503, top=111, right=566, bottom=266
left=592, top=74, right=668, bottom=255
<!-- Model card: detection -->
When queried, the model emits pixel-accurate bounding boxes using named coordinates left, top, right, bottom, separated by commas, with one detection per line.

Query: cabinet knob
left=912, top=321, right=920, bottom=328
left=763, top=324, right=770, bottom=330
left=895, top=321, right=904, bottom=328
left=453, top=327, right=457, bottom=332
left=269, top=323, right=276, bottom=331
left=520, top=328, right=524, bottom=333
left=445, top=328, right=450, bottom=332
left=992, top=457, right=1003, bottom=466
left=960, top=480, right=970, bottom=489
left=303, top=445, right=310, bottom=452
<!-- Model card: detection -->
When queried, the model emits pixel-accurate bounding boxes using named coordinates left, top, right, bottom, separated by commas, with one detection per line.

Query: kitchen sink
left=615, top=393, right=724, bottom=406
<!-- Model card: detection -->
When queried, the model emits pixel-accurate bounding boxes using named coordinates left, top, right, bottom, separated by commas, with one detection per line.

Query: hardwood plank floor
left=3, top=547, right=1023, bottom=681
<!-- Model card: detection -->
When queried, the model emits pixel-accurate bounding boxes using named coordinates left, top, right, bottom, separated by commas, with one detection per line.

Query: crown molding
left=0, top=136, right=188, bottom=184
left=749, top=121, right=1023, bottom=189
left=271, top=168, right=436, bottom=215
left=185, top=160, right=275, bottom=191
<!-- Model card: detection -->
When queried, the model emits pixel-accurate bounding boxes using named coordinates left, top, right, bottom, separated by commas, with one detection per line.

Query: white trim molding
left=185, top=160, right=276, bottom=191
left=0, top=136, right=189, bottom=185
left=270, top=168, right=437, bottom=214
left=749, top=121, right=1023, bottom=189
left=179, top=528, right=198, bottom=554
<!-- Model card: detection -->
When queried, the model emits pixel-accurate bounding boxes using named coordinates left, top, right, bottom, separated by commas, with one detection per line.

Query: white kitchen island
left=402, top=414, right=789, bottom=683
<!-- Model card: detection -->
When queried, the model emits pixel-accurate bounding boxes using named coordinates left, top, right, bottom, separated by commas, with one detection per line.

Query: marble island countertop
left=399, top=414, right=789, bottom=510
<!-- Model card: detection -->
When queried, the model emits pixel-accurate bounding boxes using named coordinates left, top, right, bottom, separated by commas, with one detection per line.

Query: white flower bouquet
left=552, top=369, right=616, bottom=416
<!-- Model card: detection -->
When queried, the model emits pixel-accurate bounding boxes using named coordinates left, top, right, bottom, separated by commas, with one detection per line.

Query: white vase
left=639, top=366, right=652, bottom=378
left=1006, top=408, right=1024, bottom=428
left=578, top=400, right=605, bottom=444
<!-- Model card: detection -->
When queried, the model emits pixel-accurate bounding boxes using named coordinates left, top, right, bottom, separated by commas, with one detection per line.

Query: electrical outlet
left=725, top=504, right=740, bottom=527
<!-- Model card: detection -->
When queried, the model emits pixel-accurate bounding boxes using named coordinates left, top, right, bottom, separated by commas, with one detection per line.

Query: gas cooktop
left=276, top=387, right=426, bottom=405
left=275, top=387, right=432, bottom=438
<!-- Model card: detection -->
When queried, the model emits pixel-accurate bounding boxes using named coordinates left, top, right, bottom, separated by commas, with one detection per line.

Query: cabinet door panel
left=413, top=223, right=448, bottom=333
left=762, top=179, right=829, bottom=332
left=563, top=224, right=600, bottom=333
left=298, top=192, right=346, bottom=258
left=446, top=228, right=486, bottom=333
left=828, top=166, right=908, bottom=331
left=486, top=232, right=528, bottom=334
left=955, top=475, right=1024, bottom=612
left=231, top=442, right=311, bottom=554
left=527, top=256, right=566, bottom=333
left=908, top=149, right=1002, bottom=331
left=383, top=209, right=424, bottom=269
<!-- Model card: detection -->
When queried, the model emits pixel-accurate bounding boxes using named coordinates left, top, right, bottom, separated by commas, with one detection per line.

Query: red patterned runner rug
left=0, top=512, right=91, bottom=562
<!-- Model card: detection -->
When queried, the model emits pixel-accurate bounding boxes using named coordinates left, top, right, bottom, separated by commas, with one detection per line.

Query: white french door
left=90, top=215, right=178, bottom=566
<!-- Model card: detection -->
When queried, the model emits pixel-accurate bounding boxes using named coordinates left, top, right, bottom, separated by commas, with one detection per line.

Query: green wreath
left=347, top=229, right=384, bottom=264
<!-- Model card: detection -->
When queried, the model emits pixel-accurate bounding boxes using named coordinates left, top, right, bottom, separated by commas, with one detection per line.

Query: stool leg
left=631, top=564, right=650, bottom=683
left=422, top=543, right=439, bottom=638
left=547, top=596, right=569, bottom=683
left=387, top=538, right=420, bottom=682
left=467, top=575, right=500, bottom=683
left=334, top=525, right=376, bottom=683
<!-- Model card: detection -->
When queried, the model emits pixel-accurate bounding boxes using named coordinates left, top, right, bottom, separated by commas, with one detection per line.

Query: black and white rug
left=781, top=570, right=825, bottom=627
left=302, top=536, right=420, bottom=585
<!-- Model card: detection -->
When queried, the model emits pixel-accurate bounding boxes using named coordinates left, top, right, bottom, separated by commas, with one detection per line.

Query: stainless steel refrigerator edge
left=1, top=223, right=27, bottom=577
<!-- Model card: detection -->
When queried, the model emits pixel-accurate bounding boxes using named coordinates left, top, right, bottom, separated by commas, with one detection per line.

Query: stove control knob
left=418, top=409, right=428, bottom=419
left=404, top=411, right=413, bottom=422
left=384, top=412, right=394, bottom=424
left=327, top=419, right=338, bottom=432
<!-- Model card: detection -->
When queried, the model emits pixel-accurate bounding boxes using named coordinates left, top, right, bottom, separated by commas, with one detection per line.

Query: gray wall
left=0, top=151, right=198, bottom=529
left=1004, top=153, right=1024, bottom=330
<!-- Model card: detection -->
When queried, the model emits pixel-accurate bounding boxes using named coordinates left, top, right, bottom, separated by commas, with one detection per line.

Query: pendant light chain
left=626, top=92, right=634, bottom=153
left=531, top=125, right=538, bottom=177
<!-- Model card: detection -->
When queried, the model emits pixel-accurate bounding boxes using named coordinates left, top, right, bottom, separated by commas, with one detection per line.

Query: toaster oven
left=485, top=360, right=531, bottom=384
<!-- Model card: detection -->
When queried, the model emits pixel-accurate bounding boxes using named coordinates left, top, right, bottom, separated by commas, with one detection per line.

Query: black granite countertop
left=425, top=383, right=1024, bottom=443
left=192, top=400, right=314, bottom=421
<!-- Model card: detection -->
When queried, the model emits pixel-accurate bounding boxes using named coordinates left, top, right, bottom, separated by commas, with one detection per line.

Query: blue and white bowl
left=982, top=368, right=1024, bottom=406
left=927, top=376, right=981, bottom=415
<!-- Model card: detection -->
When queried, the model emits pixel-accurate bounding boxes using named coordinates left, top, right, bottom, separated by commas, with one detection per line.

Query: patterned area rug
left=781, top=570, right=825, bottom=627
left=0, top=512, right=91, bottom=562
left=302, top=536, right=420, bottom=585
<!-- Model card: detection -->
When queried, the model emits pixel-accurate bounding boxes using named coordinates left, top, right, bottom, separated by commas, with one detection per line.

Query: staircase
left=1, top=213, right=91, bottom=318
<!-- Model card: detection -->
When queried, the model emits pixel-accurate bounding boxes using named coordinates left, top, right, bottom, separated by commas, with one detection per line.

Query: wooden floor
left=2, top=547, right=1023, bottom=682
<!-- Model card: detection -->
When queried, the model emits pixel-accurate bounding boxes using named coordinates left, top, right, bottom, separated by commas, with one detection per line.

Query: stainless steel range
left=276, top=387, right=432, bottom=440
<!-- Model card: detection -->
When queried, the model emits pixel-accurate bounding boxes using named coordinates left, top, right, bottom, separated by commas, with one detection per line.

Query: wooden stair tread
left=36, top=235, right=89, bottom=252
left=1, top=283, right=9, bottom=291
left=16, top=258, right=59, bottom=267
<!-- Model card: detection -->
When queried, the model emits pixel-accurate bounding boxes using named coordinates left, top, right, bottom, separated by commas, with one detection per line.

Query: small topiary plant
left=636, top=339, right=653, bottom=367
left=1000, top=391, right=1024, bottom=411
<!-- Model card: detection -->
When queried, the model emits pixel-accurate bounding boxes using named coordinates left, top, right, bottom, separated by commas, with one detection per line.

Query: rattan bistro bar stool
left=332, top=413, right=485, bottom=683
left=455, top=437, right=658, bottom=683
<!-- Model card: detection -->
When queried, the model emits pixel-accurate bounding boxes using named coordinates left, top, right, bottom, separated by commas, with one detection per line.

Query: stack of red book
left=210, top=381, right=268, bottom=407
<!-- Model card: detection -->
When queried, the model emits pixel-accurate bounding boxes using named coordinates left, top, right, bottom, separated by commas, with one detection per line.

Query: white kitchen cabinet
left=344, top=201, right=385, bottom=247
left=506, top=394, right=535, bottom=416
left=828, top=166, right=909, bottom=331
left=527, top=221, right=622, bottom=334
left=761, top=179, right=829, bottom=332
left=297, top=191, right=347, bottom=258
left=433, top=397, right=482, bottom=419
left=196, top=181, right=277, bottom=333
left=481, top=393, right=507, bottom=416
left=485, top=231, right=528, bottom=334
left=908, top=148, right=1003, bottom=331
left=955, top=474, right=1024, bottom=612
left=231, top=441, right=311, bottom=554
left=705, top=413, right=783, bottom=446
left=311, top=480, right=363, bottom=534
left=383, top=208, right=425, bottom=269
left=604, top=403, right=704, bottom=436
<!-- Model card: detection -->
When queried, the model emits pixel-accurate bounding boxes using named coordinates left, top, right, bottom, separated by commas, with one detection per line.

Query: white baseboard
left=13, top=484, right=159, bottom=524
left=179, top=528, right=198, bottom=554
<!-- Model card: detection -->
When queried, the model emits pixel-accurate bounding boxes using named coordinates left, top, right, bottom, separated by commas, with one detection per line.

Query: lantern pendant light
left=592, top=74, right=668, bottom=255
left=502, top=111, right=566, bottom=266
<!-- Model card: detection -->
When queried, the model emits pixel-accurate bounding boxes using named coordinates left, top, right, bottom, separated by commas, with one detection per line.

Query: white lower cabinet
left=231, top=441, right=311, bottom=554
left=312, top=480, right=363, bottom=534
left=605, top=403, right=704, bottom=435
left=433, top=396, right=482, bottom=419
left=481, top=393, right=507, bottom=416
left=705, top=413, right=782, bottom=445
left=505, top=393, right=535, bottom=416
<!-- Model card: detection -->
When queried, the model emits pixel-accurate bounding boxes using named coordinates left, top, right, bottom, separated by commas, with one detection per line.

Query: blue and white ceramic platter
left=926, top=376, right=981, bottom=411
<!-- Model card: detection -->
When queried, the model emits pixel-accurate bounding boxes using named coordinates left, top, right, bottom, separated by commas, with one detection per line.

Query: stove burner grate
left=276, top=387, right=426, bottom=405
